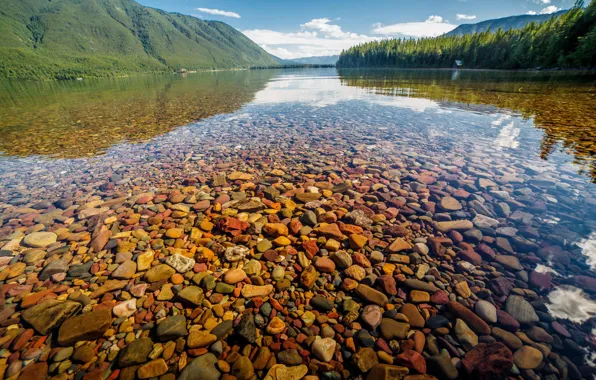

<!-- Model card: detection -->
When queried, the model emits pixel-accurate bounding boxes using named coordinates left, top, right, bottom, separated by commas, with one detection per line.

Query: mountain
left=271, top=55, right=300, bottom=65
left=445, top=10, right=568, bottom=36
left=0, top=0, right=279, bottom=80
left=291, top=56, right=340, bottom=65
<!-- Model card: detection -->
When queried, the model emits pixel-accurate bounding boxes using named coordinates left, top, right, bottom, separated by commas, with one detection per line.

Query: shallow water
left=1, top=68, right=596, bottom=369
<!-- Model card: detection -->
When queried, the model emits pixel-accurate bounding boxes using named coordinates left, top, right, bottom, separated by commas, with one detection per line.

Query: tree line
left=337, top=0, right=596, bottom=69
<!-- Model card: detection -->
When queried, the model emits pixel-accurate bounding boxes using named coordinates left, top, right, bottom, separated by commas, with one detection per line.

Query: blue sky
left=138, top=0, right=574, bottom=58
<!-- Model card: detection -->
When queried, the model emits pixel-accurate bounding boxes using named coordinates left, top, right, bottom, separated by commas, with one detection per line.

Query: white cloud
left=535, top=0, right=551, bottom=3
left=243, top=18, right=377, bottom=59
left=195, top=8, right=240, bottom=19
left=456, top=14, right=477, bottom=20
left=372, top=16, right=458, bottom=38
left=526, top=11, right=538, bottom=15
left=540, top=5, right=560, bottom=14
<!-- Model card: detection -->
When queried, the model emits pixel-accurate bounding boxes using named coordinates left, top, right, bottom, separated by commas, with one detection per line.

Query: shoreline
left=4, top=65, right=596, bottom=83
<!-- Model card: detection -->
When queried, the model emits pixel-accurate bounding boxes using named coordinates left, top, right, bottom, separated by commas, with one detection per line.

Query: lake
left=1, top=68, right=595, bottom=378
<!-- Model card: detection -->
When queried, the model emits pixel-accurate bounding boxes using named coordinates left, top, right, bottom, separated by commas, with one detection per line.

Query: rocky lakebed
left=0, top=70, right=595, bottom=380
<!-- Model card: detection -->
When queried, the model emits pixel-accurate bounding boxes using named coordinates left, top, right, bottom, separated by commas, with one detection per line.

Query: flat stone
left=118, top=338, right=153, bottom=367
left=492, top=327, right=522, bottom=350
left=495, top=255, right=523, bottom=271
left=177, top=286, right=204, bottom=306
left=156, top=315, right=187, bottom=341
left=89, top=279, right=127, bottom=299
left=311, top=295, right=334, bottom=311
left=475, top=300, right=497, bottom=323
left=188, top=330, right=217, bottom=348
left=22, top=300, right=82, bottom=335
left=138, top=359, right=168, bottom=379
left=400, top=303, right=424, bottom=329
left=387, top=238, right=411, bottom=253
left=39, top=259, right=68, bottom=280
left=111, top=260, right=136, bottom=279
left=355, top=284, right=388, bottom=306
left=211, top=320, right=234, bottom=340
left=440, top=197, right=462, bottom=211
left=145, top=264, right=175, bottom=282
left=58, top=308, right=112, bottom=346
left=504, top=295, right=539, bottom=324
left=179, top=353, right=220, bottom=380
left=23, top=232, right=57, bottom=248
left=224, top=268, right=247, bottom=284
left=513, top=346, right=543, bottom=369
left=403, top=279, right=437, bottom=293
left=241, top=284, right=273, bottom=298
left=379, top=318, right=410, bottom=340
left=435, top=220, right=473, bottom=233
left=23, top=249, right=46, bottom=264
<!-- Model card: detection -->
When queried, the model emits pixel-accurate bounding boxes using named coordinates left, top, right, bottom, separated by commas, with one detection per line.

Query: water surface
left=1, top=68, right=596, bottom=326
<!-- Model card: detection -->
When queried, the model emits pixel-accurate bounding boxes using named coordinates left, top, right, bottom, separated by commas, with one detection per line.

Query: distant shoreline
left=4, top=65, right=596, bottom=83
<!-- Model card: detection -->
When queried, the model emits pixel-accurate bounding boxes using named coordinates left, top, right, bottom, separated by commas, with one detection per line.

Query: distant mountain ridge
left=0, top=0, right=279, bottom=79
left=291, top=56, right=339, bottom=65
left=445, top=10, right=568, bottom=36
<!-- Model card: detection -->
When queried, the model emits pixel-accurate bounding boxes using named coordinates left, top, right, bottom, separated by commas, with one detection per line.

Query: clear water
left=1, top=68, right=595, bottom=327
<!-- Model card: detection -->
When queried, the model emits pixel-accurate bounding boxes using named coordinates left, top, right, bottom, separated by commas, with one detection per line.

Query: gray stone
left=179, top=353, right=220, bottom=380
left=177, top=286, right=204, bottom=306
left=475, top=299, right=498, bottom=323
left=118, top=338, right=153, bottom=367
left=237, top=313, right=256, bottom=343
left=39, top=259, right=69, bottom=280
left=156, top=315, right=187, bottom=342
left=504, top=295, right=539, bottom=324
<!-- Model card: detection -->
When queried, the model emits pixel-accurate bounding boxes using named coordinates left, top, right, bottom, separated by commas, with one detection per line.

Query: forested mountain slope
left=338, top=2, right=596, bottom=70
left=445, top=11, right=567, bottom=37
left=0, top=0, right=279, bottom=79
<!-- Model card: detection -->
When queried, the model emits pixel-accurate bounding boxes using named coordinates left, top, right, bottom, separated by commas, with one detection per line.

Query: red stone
left=217, top=217, right=249, bottom=236
left=430, top=290, right=449, bottom=305
left=396, top=350, right=426, bottom=374
left=376, top=275, right=397, bottom=296
left=529, top=270, right=552, bottom=291
left=461, top=343, right=513, bottom=379
left=459, top=248, right=482, bottom=266
left=302, top=240, right=319, bottom=259
left=352, top=253, right=371, bottom=268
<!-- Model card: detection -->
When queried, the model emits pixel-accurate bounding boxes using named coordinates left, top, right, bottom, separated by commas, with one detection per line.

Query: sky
left=137, top=0, right=576, bottom=59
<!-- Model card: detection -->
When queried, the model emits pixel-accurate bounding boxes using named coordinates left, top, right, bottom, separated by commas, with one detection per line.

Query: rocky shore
left=1, top=103, right=596, bottom=380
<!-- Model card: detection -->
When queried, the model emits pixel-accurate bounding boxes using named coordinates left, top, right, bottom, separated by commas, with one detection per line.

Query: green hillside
left=445, top=10, right=567, bottom=37
left=0, top=0, right=279, bottom=80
